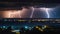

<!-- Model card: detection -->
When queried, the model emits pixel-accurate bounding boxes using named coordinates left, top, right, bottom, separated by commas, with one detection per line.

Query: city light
left=36, top=26, right=39, bottom=28
left=42, top=25, right=47, bottom=29
left=39, top=28, right=43, bottom=31
left=3, top=26, right=5, bottom=28
left=24, top=26, right=28, bottom=29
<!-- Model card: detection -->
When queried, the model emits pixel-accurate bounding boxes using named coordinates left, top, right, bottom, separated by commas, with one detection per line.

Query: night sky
left=0, top=3, right=60, bottom=18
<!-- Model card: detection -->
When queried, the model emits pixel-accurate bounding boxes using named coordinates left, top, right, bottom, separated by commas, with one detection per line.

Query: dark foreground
left=0, top=25, right=60, bottom=34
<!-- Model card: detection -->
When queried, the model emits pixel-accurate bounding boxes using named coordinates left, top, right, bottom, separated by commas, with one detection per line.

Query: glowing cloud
left=3, top=10, right=22, bottom=18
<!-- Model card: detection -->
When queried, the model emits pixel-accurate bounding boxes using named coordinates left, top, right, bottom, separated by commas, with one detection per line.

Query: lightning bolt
left=30, top=7, right=35, bottom=18
left=45, top=8, right=50, bottom=18
left=40, top=8, right=51, bottom=18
